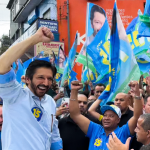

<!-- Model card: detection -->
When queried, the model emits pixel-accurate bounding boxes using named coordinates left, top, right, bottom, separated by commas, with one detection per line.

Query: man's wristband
left=70, top=98, right=76, bottom=101
left=134, top=96, right=142, bottom=100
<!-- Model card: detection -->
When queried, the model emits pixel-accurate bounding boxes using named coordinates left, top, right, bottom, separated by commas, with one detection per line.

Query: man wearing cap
left=69, top=81, right=143, bottom=150
left=88, top=93, right=133, bottom=126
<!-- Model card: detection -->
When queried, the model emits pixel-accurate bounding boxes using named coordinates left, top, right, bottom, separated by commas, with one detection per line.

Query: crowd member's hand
left=89, top=81, right=94, bottom=90
left=106, top=132, right=132, bottom=150
left=21, top=75, right=26, bottom=83
left=35, top=27, right=54, bottom=43
left=64, top=80, right=68, bottom=87
left=71, top=81, right=83, bottom=91
left=128, top=81, right=140, bottom=97
left=56, top=103, right=69, bottom=117
left=54, top=92, right=65, bottom=101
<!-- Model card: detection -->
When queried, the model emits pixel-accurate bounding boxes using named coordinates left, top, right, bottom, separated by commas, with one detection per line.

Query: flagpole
left=74, top=45, right=91, bottom=82
left=85, top=50, right=91, bottom=82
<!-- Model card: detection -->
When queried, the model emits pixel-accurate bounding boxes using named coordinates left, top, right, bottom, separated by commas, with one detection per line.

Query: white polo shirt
left=0, top=69, right=62, bottom=150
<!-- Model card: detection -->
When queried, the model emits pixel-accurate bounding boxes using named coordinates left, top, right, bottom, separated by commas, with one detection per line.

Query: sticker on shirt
left=94, top=138, right=102, bottom=147
left=31, top=107, right=43, bottom=121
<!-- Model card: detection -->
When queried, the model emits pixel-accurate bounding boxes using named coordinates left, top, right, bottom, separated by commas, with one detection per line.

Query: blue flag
left=94, top=73, right=109, bottom=86
left=61, top=32, right=78, bottom=86
left=77, top=3, right=109, bottom=84
left=99, top=2, right=119, bottom=104
left=13, top=59, right=25, bottom=84
left=126, top=17, right=139, bottom=34
left=137, top=0, right=150, bottom=38
left=86, top=3, right=110, bottom=76
left=126, top=11, right=150, bottom=77
left=55, top=73, right=63, bottom=83
left=81, top=67, right=98, bottom=83
left=68, top=70, right=77, bottom=89
left=87, top=20, right=110, bottom=76
left=99, top=2, right=141, bottom=105
left=34, top=51, right=44, bottom=59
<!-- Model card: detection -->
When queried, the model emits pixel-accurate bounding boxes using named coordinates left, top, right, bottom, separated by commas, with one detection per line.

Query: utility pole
left=67, top=0, right=71, bottom=51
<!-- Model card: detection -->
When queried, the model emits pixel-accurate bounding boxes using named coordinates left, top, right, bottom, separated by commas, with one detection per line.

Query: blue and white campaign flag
left=87, top=17, right=110, bottom=76
left=99, top=1, right=141, bottom=105
left=78, top=3, right=110, bottom=83
left=137, top=0, right=150, bottom=38
left=126, top=16, right=149, bottom=56
left=126, top=10, right=150, bottom=77
left=55, top=73, right=62, bottom=83
left=13, top=59, right=25, bottom=84
left=68, top=70, right=78, bottom=89
left=81, top=66, right=98, bottom=83
left=61, top=32, right=78, bottom=87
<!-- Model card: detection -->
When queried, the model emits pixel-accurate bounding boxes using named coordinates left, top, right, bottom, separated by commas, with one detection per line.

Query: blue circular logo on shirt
left=31, top=107, right=43, bottom=121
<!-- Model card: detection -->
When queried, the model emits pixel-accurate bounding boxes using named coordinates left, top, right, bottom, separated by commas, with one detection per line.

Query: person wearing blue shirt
left=0, top=97, right=3, bottom=150
left=0, top=27, right=63, bottom=150
left=69, top=80, right=143, bottom=150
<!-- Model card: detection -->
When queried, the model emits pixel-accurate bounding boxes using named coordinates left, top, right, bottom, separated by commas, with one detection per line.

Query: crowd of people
left=0, top=27, right=150, bottom=150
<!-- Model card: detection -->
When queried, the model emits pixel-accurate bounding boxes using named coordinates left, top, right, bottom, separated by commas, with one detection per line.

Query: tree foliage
left=0, top=35, right=11, bottom=55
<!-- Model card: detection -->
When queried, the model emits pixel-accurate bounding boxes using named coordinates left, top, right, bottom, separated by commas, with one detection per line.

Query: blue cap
left=101, top=105, right=121, bottom=118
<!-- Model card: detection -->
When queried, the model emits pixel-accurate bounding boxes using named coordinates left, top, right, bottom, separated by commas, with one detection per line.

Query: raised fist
left=35, top=27, right=54, bottom=43
left=71, top=81, right=83, bottom=91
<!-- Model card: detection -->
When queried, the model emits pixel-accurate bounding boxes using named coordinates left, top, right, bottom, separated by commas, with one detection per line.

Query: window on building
left=15, top=0, right=19, bottom=14
left=11, top=5, right=15, bottom=21
left=43, top=8, right=51, bottom=19
left=16, top=29, right=20, bottom=40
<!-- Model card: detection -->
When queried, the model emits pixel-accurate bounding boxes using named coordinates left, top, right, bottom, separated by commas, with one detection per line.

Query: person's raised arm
left=69, top=81, right=90, bottom=134
left=128, top=81, right=143, bottom=135
left=0, top=27, right=54, bottom=74
left=88, top=99, right=102, bottom=120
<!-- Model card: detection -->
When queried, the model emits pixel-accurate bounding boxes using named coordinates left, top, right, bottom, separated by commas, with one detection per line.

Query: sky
left=0, top=0, right=10, bottom=38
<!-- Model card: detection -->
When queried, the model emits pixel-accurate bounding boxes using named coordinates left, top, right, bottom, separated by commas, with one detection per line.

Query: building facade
left=7, top=0, right=62, bottom=62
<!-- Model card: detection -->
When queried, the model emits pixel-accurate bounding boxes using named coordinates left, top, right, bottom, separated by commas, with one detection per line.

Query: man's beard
left=30, top=81, right=49, bottom=98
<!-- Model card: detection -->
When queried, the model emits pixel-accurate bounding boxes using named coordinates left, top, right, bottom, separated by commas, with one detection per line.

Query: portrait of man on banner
left=58, top=46, right=66, bottom=69
left=79, top=3, right=108, bottom=84
left=82, top=4, right=106, bottom=54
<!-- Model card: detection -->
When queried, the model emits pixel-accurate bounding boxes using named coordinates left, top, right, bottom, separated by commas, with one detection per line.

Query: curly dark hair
left=25, top=60, right=57, bottom=80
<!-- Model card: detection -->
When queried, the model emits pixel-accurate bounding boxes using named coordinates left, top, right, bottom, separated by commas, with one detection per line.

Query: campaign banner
left=35, top=41, right=64, bottom=58
left=77, top=3, right=110, bottom=84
